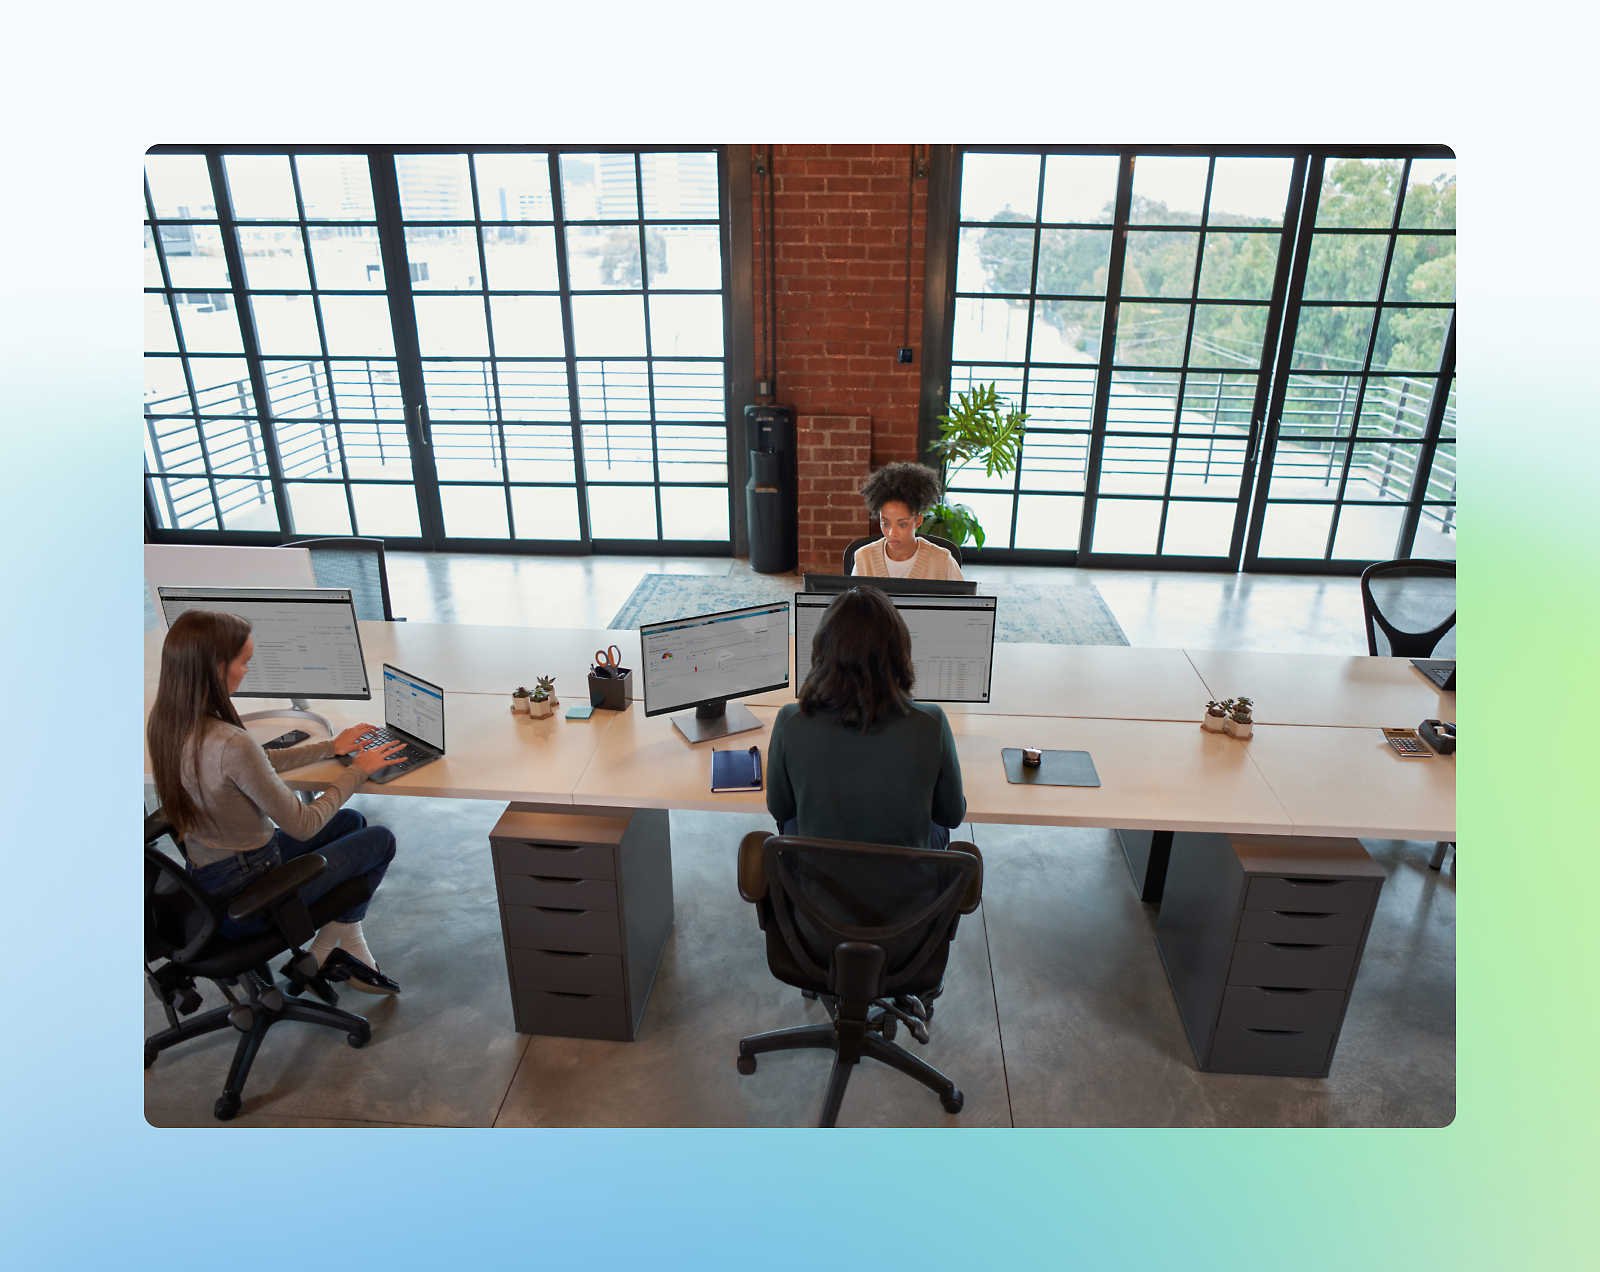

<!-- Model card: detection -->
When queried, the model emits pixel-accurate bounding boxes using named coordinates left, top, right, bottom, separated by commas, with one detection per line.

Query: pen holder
left=588, top=667, right=634, bottom=711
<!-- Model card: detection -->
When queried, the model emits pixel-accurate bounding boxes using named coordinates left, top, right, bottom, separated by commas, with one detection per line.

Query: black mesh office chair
left=842, top=533, right=963, bottom=575
left=735, top=833, right=982, bottom=1127
left=281, top=536, right=403, bottom=621
left=1361, top=559, right=1457, bottom=871
left=144, top=811, right=376, bottom=1120
left=1360, top=558, right=1455, bottom=657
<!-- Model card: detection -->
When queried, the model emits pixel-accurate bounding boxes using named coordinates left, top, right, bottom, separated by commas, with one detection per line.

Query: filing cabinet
left=489, top=804, right=673, bottom=1040
left=1155, top=833, right=1384, bottom=1077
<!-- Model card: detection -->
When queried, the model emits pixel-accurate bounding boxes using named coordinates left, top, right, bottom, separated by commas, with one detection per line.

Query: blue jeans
left=188, top=809, right=396, bottom=940
left=779, top=817, right=951, bottom=852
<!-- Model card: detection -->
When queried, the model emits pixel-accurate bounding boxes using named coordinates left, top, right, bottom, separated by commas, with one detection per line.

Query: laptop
left=341, top=664, right=446, bottom=784
left=1411, top=659, right=1456, bottom=691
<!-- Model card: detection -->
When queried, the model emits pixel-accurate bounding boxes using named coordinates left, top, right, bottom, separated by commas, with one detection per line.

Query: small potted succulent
left=527, top=675, right=558, bottom=719
left=1226, top=696, right=1254, bottom=740
left=1202, top=699, right=1229, bottom=733
left=511, top=685, right=531, bottom=714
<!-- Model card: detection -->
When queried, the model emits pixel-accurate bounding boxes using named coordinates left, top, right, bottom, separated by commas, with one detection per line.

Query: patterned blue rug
left=607, top=574, right=1129, bottom=646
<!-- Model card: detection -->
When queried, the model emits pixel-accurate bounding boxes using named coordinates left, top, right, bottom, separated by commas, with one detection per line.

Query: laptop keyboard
left=361, top=727, right=431, bottom=762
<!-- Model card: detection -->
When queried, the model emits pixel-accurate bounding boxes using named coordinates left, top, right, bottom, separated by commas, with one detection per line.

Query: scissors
left=594, top=645, right=623, bottom=678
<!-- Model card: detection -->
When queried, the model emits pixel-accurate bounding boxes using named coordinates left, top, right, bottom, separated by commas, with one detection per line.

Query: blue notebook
left=711, top=745, right=763, bottom=793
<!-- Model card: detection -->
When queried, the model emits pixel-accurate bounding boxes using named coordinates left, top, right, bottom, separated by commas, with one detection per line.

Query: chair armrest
left=738, top=831, right=771, bottom=903
left=949, top=842, right=983, bottom=914
left=226, top=854, right=327, bottom=923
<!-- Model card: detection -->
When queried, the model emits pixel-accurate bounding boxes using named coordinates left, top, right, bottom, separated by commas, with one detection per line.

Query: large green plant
left=922, top=382, right=1028, bottom=549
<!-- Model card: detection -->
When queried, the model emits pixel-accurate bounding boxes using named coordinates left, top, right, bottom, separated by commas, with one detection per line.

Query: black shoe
left=321, top=947, right=401, bottom=995
left=278, top=956, right=340, bottom=1005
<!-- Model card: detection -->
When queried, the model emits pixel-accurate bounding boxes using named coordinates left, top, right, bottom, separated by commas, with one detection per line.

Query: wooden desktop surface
left=142, top=623, right=1455, bottom=839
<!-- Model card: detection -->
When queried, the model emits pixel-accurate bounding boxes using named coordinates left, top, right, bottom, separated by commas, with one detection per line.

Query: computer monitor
left=157, top=586, right=371, bottom=704
left=802, top=572, right=978, bottom=596
left=639, top=601, right=792, bottom=743
left=793, top=591, right=998, bottom=704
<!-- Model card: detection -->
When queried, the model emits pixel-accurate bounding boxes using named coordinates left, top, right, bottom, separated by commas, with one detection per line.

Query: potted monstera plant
left=922, top=381, right=1027, bottom=550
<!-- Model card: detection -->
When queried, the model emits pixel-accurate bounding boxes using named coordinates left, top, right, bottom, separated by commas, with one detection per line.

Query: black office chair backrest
left=842, top=533, right=963, bottom=574
left=1360, top=558, right=1456, bottom=657
left=763, top=836, right=977, bottom=998
left=281, top=536, right=397, bottom=621
left=145, top=840, right=220, bottom=965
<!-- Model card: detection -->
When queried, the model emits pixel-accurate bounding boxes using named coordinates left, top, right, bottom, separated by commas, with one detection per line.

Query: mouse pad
left=1001, top=748, right=1101, bottom=787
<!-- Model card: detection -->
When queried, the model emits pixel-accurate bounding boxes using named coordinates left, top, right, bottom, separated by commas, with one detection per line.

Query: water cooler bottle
left=744, top=404, right=797, bottom=574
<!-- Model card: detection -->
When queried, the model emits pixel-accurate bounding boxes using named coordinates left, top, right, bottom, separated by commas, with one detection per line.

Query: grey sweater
left=181, top=720, right=368, bottom=867
left=766, top=701, right=965, bottom=849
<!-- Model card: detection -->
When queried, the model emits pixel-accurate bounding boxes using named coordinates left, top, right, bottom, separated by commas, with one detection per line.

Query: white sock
left=308, top=921, right=351, bottom=968
left=337, top=921, right=377, bottom=970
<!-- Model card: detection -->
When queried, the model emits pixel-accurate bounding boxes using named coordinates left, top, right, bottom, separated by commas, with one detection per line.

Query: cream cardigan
left=850, top=537, right=964, bottom=580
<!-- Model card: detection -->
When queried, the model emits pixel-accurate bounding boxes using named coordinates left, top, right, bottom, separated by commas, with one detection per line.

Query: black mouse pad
left=1001, top=748, right=1101, bottom=787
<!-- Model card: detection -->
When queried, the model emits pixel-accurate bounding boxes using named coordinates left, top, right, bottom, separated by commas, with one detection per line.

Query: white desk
left=1183, top=648, right=1455, bottom=730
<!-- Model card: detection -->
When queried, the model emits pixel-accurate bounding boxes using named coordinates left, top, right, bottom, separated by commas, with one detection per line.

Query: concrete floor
left=144, top=554, right=1454, bottom=1128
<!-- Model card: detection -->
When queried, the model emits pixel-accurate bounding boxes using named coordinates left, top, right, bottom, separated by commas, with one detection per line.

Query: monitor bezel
left=792, top=590, right=998, bottom=705
left=801, top=572, right=978, bottom=597
left=638, top=600, right=793, bottom=718
left=156, top=585, right=373, bottom=701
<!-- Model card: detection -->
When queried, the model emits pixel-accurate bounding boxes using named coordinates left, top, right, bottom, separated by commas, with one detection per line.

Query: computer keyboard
left=362, top=729, right=427, bottom=762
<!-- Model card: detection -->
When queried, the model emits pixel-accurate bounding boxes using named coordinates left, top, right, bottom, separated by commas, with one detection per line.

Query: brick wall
left=750, top=144, right=928, bottom=570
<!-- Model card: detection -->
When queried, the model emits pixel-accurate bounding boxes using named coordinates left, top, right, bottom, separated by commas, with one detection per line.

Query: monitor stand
left=240, top=700, right=334, bottom=737
left=670, top=699, right=761, bottom=745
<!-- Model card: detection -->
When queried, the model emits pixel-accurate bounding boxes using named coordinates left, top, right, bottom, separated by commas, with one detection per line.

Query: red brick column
left=796, top=414, right=873, bottom=574
left=748, top=145, right=928, bottom=565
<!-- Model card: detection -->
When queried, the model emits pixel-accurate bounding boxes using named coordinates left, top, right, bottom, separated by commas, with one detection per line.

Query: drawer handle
left=1275, top=911, right=1332, bottom=919
left=1281, top=879, right=1337, bottom=887
left=1259, top=987, right=1312, bottom=996
left=1267, top=943, right=1323, bottom=951
left=546, top=991, right=593, bottom=1000
left=1245, top=1029, right=1302, bottom=1037
left=530, top=845, right=581, bottom=853
left=535, top=907, right=586, bottom=916
left=539, top=950, right=591, bottom=959
left=532, top=876, right=581, bottom=884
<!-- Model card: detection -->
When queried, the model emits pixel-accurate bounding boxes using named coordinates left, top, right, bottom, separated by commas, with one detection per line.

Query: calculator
left=1382, top=727, right=1433, bottom=758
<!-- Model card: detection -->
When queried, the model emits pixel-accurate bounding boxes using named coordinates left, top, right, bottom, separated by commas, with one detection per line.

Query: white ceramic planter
left=1202, top=713, right=1227, bottom=733
left=528, top=697, right=555, bottom=719
left=511, top=695, right=530, bottom=714
left=1225, top=717, right=1253, bottom=739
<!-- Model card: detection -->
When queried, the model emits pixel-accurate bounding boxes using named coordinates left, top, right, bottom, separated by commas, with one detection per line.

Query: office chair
left=735, top=833, right=981, bottom=1127
left=144, top=811, right=376, bottom=1121
left=842, top=532, right=963, bottom=575
left=281, top=535, right=403, bottom=621
left=1360, top=558, right=1454, bottom=657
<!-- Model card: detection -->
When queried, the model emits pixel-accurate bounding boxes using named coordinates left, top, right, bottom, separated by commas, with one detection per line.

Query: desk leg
left=1116, top=829, right=1174, bottom=905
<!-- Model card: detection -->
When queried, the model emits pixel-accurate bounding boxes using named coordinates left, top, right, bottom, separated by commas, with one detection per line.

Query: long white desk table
left=144, top=626, right=1453, bottom=847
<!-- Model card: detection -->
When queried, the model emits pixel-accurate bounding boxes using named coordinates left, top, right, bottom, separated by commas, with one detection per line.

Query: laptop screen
left=383, top=664, right=445, bottom=751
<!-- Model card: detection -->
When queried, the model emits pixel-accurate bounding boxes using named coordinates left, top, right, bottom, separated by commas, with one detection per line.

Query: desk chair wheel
left=737, top=1054, right=757, bottom=1076
left=144, top=1046, right=158, bottom=1070
left=214, top=1094, right=241, bottom=1121
left=801, top=989, right=818, bottom=1001
left=941, top=1090, right=964, bottom=1115
left=347, top=1022, right=371, bottom=1049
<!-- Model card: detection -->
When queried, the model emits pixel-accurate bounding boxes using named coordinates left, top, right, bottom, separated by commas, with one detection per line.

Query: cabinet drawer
left=493, top=840, right=615, bottom=881
left=499, top=873, right=617, bottom=912
left=1228, top=942, right=1357, bottom=990
left=510, top=947, right=624, bottom=996
left=515, top=989, right=629, bottom=1041
left=1217, top=985, right=1347, bottom=1033
left=503, top=904, right=621, bottom=956
left=1209, top=1028, right=1333, bottom=1075
left=1237, top=909, right=1367, bottom=945
left=1245, top=877, right=1376, bottom=914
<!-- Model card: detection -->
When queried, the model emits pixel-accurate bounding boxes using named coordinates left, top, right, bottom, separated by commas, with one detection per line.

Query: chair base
left=737, top=1004, right=963, bottom=1127
left=145, top=966, right=372, bottom=1120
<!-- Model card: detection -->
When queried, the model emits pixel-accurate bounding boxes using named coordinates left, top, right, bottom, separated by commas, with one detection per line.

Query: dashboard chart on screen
left=640, top=602, right=791, bottom=718
left=793, top=592, right=997, bottom=704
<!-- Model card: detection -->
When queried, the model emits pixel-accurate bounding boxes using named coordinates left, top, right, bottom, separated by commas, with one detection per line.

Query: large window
left=145, top=147, right=733, bottom=551
left=929, top=147, right=1455, bottom=572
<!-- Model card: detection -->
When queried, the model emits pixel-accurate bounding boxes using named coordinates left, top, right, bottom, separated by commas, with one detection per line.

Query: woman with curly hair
left=851, top=461, right=964, bottom=580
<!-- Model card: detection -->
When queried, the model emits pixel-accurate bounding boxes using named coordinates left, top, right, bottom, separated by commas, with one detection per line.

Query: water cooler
left=744, top=404, right=797, bottom=574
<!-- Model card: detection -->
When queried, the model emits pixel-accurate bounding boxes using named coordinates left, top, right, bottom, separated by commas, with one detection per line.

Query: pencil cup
left=589, top=667, right=634, bottom=710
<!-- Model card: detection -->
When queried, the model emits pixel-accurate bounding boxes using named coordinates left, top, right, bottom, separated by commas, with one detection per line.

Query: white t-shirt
left=884, top=548, right=917, bottom=577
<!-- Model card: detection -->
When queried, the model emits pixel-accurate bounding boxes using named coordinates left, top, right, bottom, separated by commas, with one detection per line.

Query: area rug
left=606, top=574, right=1129, bottom=646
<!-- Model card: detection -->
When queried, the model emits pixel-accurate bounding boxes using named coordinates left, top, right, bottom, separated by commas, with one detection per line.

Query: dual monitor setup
left=639, top=574, right=997, bottom=744
left=157, top=575, right=999, bottom=749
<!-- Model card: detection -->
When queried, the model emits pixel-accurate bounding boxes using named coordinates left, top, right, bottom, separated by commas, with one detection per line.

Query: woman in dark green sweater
left=767, top=587, right=965, bottom=849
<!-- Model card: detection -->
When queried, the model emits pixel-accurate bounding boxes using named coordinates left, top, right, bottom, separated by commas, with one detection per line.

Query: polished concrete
left=144, top=554, right=1453, bottom=1128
